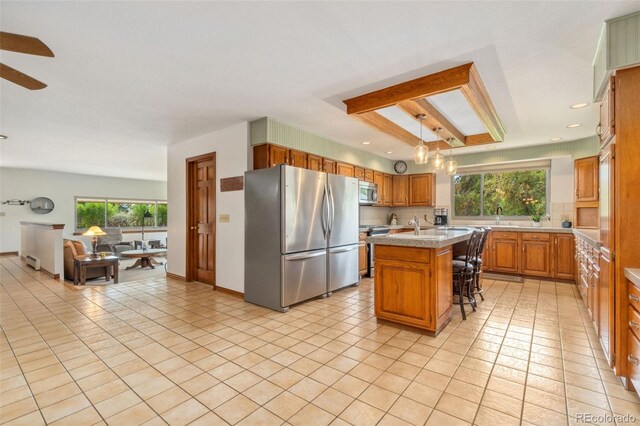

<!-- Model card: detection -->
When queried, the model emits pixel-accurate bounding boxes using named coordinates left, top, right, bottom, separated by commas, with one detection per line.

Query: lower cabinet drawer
left=630, top=306, right=640, bottom=341
left=628, top=331, right=640, bottom=390
left=629, top=283, right=640, bottom=312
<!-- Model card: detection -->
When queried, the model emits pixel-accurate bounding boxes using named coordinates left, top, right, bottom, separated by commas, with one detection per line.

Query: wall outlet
left=219, top=214, right=230, bottom=223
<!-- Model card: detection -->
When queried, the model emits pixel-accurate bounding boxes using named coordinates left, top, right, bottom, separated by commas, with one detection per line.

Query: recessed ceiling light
left=550, top=137, right=562, bottom=142
left=0, top=135, right=7, bottom=140
left=385, top=151, right=393, bottom=154
left=361, top=141, right=371, bottom=145
left=567, top=123, right=582, bottom=128
left=570, top=102, right=589, bottom=109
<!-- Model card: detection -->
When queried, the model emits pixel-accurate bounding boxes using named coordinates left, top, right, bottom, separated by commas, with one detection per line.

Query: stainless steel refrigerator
left=244, top=165, right=359, bottom=312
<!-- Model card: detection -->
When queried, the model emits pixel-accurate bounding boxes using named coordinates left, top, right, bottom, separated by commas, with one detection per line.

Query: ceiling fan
left=0, top=31, right=54, bottom=90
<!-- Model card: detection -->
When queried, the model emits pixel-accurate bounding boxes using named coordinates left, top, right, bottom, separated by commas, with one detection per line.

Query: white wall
left=166, top=122, right=249, bottom=293
left=0, top=168, right=167, bottom=252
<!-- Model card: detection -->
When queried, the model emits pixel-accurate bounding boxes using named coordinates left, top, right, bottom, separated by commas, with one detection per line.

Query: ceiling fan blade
left=0, top=63, right=47, bottom=90
left=0, top=32, right=54, bottom=57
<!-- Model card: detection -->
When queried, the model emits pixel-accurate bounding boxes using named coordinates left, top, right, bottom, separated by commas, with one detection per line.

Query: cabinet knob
left=629, top=294, right=640, bottom=303
left=629, top=355, right=640, bottom=366
left=630, top=320, right=640, bottom=330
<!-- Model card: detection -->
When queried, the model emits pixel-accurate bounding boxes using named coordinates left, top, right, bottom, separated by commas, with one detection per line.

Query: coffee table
left=121, top=249, right=167, bottom=270
left=74, top=255, right=119, bottom=285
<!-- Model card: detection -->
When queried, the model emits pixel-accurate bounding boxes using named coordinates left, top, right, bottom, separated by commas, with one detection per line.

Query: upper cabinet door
left=364, top=169, right=374, bottom=183
left=289, top=149, right=308, bottom=169
left=373, top=172, right=384, bottom=205
left=409, top=174, right=435, bottom=206
left=392, top=175, right=409, bottom=206
left=336, top=162, right=355, bottom=177
left=323, top=158, right=336, bottom=174
left=307, top=154, right=323, bottom=172
left=574, top=156, right=599, bottom=202
left=598, top=76, right=615, bottom=146
left=383, top=174, right=392, bottom=206
left=269, top=145, right=288, bottom=167
left=354, top=167, right=365, bottom=181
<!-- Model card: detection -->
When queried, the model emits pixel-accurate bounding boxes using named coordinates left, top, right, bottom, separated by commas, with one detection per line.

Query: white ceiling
left=1, top=1, right=638, bottom=181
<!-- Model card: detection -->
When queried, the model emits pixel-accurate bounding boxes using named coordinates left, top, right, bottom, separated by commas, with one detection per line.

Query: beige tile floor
left=1, top=254, right=640, bottom=426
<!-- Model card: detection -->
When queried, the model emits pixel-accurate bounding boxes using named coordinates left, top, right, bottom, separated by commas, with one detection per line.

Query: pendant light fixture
left=445, top=138, right=458, bottom=176
left=413, top=114, right=429, bottom=165
left=432, top=127, right=444, bottom=170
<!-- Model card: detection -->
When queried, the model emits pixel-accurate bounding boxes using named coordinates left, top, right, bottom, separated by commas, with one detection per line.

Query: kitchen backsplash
left=360, top=202, right=574, bottom=228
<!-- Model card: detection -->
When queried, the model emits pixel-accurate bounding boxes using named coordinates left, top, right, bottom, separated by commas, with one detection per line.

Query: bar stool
left=452, top=229, right=484, bottom=320
left=455, top=227, right=491, bottom=302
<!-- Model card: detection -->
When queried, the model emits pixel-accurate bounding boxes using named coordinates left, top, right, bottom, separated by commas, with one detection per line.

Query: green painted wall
left=250, top=117, right=599, bottom=175
left=250, top=117, right=395, bottom=173
left=406, top=136, right=600, bottom=174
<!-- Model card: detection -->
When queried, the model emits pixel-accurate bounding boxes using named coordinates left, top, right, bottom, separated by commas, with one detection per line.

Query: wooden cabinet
left=520, top=233, right=551, bottom=277
left=373, top=172, right=384, bottom=206
left=409, top=173, right=435, bottom=206
left=391, top=175, right=409, bottom=206
left=600, top=249, right=613, bottom=364
left=364, top=169, right=374, bottom=183
left=323, top=158, right=336, bottom=174
left=575, top=156, right=599, bottom=202
left=337, top=162, right=354, bottom=177
left=307, top=154, right=323, bottom=172
left=374, top=245, right=452, bottom=335
left=354, top=167, right=365, bottom=181
left=383, top=174, right=392, bottom=206
left=490, top=232, right=519, bottom=273
left=553, top=234, right=575, bottom=279
left=358, top=232, right=367, bottom=277
left=253, top=144, right=307, bottom=169
left=598, top=76, right=615, bottom=146
left=289, top=149, right=308, bottom=169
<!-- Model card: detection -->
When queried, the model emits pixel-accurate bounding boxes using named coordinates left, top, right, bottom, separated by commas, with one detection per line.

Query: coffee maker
left=434, top=208, right=449, bottom=226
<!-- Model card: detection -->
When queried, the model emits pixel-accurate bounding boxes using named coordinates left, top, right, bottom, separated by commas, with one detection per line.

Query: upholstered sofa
left=95, top=227, right=132, bottom=258
left=63, top=239, right=110, bottom=282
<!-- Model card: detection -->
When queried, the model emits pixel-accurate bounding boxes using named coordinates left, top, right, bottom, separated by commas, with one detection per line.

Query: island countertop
left=367, top=228, right=474, bottom=248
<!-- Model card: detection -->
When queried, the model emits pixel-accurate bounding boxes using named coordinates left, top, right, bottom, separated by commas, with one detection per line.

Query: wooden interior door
left=187, top=153, right=216, bottom=286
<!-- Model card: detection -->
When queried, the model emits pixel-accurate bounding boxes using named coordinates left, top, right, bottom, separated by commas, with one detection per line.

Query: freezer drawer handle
left=331, top=246, right=358, bottom=253
left=286, top=251, right=325, bottom=261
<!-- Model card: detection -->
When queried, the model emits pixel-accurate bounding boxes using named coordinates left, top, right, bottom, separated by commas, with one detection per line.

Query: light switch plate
left=219, top=214, right=230, bottom=223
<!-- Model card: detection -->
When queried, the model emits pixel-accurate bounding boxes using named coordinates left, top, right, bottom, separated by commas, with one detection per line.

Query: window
left=452, top=164, right=549, bottom=219
left=75, top=197, right=168, bottom=231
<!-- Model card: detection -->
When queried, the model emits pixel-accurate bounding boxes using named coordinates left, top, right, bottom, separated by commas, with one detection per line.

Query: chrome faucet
left=409, top=215, right=421, bottom=235
left=495, top=206, right=503, bottom=225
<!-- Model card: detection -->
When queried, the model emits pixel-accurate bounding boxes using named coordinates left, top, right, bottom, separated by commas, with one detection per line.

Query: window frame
left=75, top=196, right=168, bottom=232
left=450, top=168, right=550, bottom=220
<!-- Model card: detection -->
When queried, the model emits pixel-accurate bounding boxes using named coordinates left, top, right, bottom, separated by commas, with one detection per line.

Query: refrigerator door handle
left=328, top=182, right=335, bottom=237
left=330, top=245, right=358, bottom=254
left=321, top=184, right=328, bottom=240
left=286, top=251, right=326, bottom=260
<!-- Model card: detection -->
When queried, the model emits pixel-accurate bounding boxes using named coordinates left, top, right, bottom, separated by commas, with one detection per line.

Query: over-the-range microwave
left=358, top=181, right=378, bottom=205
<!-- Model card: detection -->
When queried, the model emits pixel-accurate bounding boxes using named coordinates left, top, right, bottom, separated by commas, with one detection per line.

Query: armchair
left=95, top=227, right=132, bottom=257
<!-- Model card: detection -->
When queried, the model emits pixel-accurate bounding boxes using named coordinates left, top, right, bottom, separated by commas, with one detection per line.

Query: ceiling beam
left=356, top=111, right=421, bottom=146
left=343, top=63, right=472, bottom=115
left=460, top=64, right=506, bottom=142
left=396, top=99, right=466, bottom=145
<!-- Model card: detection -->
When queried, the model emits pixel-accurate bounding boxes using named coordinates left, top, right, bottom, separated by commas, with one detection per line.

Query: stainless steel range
left=359, top=225, right=391, bottom=277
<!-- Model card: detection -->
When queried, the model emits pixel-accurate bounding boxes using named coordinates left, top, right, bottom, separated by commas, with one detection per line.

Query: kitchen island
left=367, top=228, right=473, bottom=336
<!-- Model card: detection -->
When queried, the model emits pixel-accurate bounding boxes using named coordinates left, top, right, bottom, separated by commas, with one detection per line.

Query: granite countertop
left=367, top=228, right=473, bottom=248
left=625, top=269, right=640, bottom=289
left=387, top=224, right=573, bottom=233
left=572, top=229, right=601, bottom=248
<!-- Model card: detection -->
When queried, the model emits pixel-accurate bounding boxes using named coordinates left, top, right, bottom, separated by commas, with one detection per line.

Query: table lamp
left=83, top=226, right=106, bottom=258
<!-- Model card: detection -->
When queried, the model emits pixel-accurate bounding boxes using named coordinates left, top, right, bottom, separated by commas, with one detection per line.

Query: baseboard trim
left=166, top=272, right=186, bottom=281
left=0, top=251, right=18, bottom=256
left=40, top=267, right=60, bottom=280
left=215, top=286, right=244, bottom=298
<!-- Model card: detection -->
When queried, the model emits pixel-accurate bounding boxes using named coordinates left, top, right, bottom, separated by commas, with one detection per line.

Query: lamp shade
left=83, top=226, right=106, bottom=236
